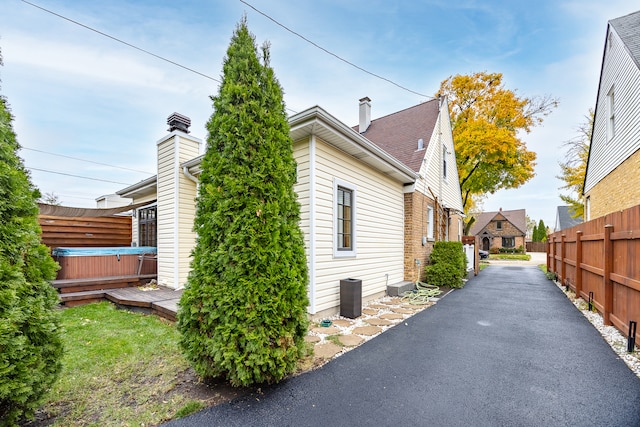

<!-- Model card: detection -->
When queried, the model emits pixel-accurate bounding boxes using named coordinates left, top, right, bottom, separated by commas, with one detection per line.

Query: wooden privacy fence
left=547, top=204, right=640, bottom=337
left=39, top=215, right=132, bottom=248
left=526, top=242, right=546, bottom=252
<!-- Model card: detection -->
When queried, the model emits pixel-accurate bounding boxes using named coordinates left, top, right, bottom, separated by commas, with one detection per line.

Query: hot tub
left=52, top=246, right=157, bottom=280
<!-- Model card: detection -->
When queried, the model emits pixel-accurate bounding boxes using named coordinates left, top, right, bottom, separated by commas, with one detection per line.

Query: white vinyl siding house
left=584, top=10, right=640, bottom=220
left=116, top=98, right=464, bottom=317
left=308, top=137, right=406, bottom=314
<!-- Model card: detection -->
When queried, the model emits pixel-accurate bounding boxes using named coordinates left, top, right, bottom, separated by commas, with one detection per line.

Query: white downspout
left=182, top=165, right=198, bottom=184
left=308, top=135, right=317, bottom=314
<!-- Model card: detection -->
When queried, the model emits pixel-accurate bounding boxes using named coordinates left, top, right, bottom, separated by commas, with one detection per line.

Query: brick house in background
left=469, top=208, right=527, bottom=252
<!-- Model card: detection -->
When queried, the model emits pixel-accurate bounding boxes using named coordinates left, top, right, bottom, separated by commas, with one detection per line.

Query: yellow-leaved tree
left=557, top=110, right=592, bottom=219
left=437, top=72, right=558, bottom=231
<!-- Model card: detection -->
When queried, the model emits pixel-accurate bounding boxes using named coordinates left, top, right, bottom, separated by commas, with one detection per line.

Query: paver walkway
left=164, top=264, right=640, bottom=427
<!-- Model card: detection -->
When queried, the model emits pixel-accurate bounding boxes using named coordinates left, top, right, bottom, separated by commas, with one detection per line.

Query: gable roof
left=468, top=209, right=527, bottom=236
left=555, top=206, right=582, bottom=232
left=609, top=10, right=640, bottom=69
left=355, top=99, right=440, bottom=172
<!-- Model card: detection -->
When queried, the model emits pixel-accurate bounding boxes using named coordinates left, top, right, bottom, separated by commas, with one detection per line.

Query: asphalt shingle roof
left=610, top=10, right=640, bottom=69
left=469, top=209, right=527, bottom=236
left=355, top=99, right=440, bottom=173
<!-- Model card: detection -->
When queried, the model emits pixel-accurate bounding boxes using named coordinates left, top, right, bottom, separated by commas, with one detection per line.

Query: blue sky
left=1, top=0, right=638, bottom=226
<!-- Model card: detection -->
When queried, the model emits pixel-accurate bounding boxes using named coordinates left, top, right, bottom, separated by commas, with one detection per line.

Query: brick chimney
left=167, top=112, right=191, bottom=133
left=359, top=97, right=371, bottom=133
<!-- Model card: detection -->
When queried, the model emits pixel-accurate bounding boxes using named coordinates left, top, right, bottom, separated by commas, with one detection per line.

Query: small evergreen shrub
left=425, top=241, right=467, bottom=288
left=0, top=91, right=63, bottom=425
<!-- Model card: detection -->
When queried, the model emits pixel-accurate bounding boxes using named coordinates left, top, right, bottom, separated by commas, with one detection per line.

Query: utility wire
left=239, top=0, right=432, bottom=99
left=27, top=167, right=133, bottom=185
left=21, top=146, right=154, bottom=175
left=21, top=0, right=299, bottom=114
left=21, top=0, right=220, bottom=84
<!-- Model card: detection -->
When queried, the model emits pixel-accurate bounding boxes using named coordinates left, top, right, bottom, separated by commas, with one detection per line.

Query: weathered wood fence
left=547, top=204, right=640, bottom=336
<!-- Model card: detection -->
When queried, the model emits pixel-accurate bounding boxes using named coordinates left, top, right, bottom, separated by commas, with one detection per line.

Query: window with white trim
left=427, top=205, right=434, bottom=240
left=442, top=145, right=448, bottom=180
left=334, top=179, right=356, bottom=257
left=607, top=86, right=615, bottom=141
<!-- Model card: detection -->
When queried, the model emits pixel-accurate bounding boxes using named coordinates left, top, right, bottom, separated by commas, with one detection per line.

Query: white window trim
left=427, top=205, right=434, bottom=241
left=607, top=85, right=615, bottom=141
left=333, top=178, right=357, bottom=258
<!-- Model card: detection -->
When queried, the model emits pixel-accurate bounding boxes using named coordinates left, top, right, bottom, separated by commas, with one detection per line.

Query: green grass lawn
left=487, top=253, right=531, bottom=261
left=37, top=302, right=206, bottom=426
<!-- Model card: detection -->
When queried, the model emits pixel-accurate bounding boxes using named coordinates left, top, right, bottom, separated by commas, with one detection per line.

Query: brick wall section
left=403, top=191, right=436, bottom=282
left=585, top=149, right=640, bottom=220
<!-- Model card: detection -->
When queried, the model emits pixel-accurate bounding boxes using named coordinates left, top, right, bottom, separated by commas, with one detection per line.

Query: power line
left=20, top=0, right=299, bottom=114
left=21, top=146, right=154, bottom=175
left=21, top=0, right=221, bottom=84
left=27, top=167, right=132, bottom=185
left=239, top=0, right=432, bottom=99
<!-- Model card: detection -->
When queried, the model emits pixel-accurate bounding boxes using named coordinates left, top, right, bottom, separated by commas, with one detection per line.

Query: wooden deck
left=59, top=286, right=182, bottom=321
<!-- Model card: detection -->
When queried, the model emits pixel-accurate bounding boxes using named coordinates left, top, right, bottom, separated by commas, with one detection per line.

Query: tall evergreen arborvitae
left=177, top=19, right=309, bottom=387
left=0, top=50, right=63, bottom=426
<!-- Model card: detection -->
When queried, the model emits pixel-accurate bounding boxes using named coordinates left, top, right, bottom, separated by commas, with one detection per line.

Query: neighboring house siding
left=585, top=148, right=640, bottom=219
left=584, top=23, right=640, bottom=217
left=312, top=137, right=405, bottom=314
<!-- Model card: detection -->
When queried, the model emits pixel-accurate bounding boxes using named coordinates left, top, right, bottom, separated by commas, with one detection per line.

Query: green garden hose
left=401, top=282, right=442, bottom=305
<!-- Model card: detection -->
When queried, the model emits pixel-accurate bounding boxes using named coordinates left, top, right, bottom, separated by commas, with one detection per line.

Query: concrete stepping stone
left=380, top=298, right=403, bottom=305
left=365, top=318, right=393, bottom=326
left=311, top=326, right=340, bottom=334
left=339, top=335, right=364, bottom=347
left=362, top=308, right=379, bottom=315
left=391, top=307, right=414, bottom=314
left=380, top=313, right=404, bottom=320
left=332, top=319, right=354, bottom=328
left=352, top=325, right=382, bottom=336
left=368, top=304, right=388, bottom=310
left=314, top=342, right=342, bottom=359
left=305, top=335, right=321, bottom=343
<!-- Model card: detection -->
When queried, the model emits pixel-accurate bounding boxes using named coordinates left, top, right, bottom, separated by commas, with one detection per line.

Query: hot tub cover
left=52, top=247, right=157, bottom=257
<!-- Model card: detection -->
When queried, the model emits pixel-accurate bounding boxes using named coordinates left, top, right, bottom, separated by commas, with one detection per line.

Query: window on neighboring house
left=335, top=179, right=356, bottom=257
left=427, top=205, right=434, bottom=240
left=607, top=86, right=615, bottom=141
left=502, top=237, right=515, bottom=248
left=138, top=205, right=157, bottom=247
left=496, top=220, right=502, bottom=230
left=442, top=145, right=447, bottom=180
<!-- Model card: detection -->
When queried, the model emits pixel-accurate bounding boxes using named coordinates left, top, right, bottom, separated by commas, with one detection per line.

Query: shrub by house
left=425, top=241, right=467, bottom=288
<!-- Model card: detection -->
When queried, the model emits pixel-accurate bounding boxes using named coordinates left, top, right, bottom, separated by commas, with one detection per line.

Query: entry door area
left=482, top=237, right=490, bottom=251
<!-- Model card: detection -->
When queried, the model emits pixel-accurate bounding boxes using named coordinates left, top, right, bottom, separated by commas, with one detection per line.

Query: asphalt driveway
left=165, top=265, right=640, bottom=427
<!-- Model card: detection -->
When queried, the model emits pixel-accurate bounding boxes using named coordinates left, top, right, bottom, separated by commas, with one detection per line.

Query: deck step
left=59, top=289, right=109, bottom=307
left=51, top=274, right=157, bottom=293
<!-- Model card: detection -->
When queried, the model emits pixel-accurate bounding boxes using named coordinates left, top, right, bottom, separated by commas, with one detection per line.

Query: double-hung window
left=334, top=179, right=356, bottom=257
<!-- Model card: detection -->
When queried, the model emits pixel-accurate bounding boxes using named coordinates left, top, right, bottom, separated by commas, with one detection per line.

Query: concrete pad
left=305, top=335, right=321, bottom=343
left=386, top=281, right=415, bottom=297
left=352, top=326, right=382, bottom=336
left=339, top=335, right=364, bottom=347
left=368, top=304, right=388, bottom=309
left=314, top=342, right=342, bottom=359
left=380, top=298, right=404, bottom=305
left=362, top=308, right=379, bottom=315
